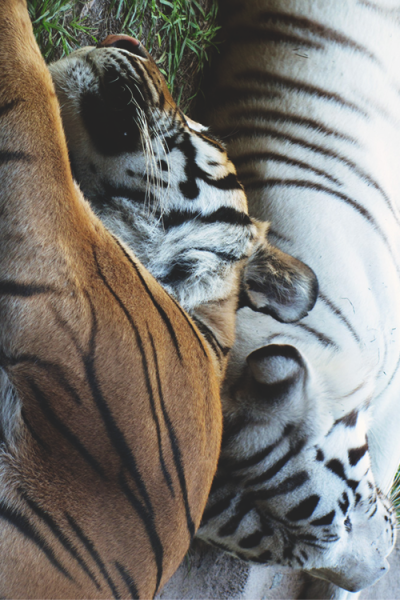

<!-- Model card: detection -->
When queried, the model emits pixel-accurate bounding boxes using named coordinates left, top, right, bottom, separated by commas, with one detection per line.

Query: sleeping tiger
left=0, top=2, right=222, bottom=597
left=0, top=2, right=318, bottom=598
left=195, top=0, right=400, bottom=598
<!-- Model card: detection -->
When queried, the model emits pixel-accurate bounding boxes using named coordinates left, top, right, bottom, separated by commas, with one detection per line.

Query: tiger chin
left=49, top=35, right=318, bottom=380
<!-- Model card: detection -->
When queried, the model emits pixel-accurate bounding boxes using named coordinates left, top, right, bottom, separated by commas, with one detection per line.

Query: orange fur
left=0, top=1, right=221, bottom=598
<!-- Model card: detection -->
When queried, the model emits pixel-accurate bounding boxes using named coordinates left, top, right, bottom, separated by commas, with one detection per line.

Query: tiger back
left=193, top=0, right=400, bottom=598
left=0, top=2, right=223, bottom=597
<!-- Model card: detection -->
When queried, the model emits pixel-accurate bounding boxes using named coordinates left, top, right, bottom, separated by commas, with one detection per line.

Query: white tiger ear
left=242, top=225, right=318, bottom=323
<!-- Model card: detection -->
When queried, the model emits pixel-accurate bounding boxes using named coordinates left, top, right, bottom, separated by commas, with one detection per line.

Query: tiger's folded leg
left=0, top=1, right=223, bottom=598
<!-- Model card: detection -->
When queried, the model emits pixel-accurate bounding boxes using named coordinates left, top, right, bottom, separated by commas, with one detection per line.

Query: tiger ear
left=241, top=223, right=318, bottom=323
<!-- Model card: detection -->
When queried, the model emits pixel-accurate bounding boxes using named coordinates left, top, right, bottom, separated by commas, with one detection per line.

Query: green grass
left=28, top=0, right=220, bottom=114
left=110, top=0, right=220, bottom=109
left=28, top=0, right=95, bottom=63
left=393, top=470, right=400, bottom=520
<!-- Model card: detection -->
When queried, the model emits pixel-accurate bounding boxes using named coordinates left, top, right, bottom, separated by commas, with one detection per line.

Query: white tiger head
left=197, top=307, right=397, bottom=592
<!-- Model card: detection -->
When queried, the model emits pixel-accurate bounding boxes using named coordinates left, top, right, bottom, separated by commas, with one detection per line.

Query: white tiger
left=189, top=0, right=400, bottom=599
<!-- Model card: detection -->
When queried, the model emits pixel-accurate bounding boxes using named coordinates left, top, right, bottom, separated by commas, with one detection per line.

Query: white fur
left=180, top=0, right=400, bottom=598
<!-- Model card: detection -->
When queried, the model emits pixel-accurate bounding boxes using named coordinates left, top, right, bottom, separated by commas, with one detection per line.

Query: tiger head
left=49, top=36, right=318, bottom=374
left=198, top=308, right=397, bottom=592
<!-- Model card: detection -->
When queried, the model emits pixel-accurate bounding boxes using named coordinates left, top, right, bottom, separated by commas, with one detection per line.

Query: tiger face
left=198, top=326, right=397, bottom=591
left=49, top=37, right=255, bottom=314
left=49, top=36, right=318, bottom=375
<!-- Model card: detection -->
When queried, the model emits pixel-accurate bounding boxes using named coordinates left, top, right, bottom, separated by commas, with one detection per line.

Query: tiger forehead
left=55, top=45, right=175, bottom=109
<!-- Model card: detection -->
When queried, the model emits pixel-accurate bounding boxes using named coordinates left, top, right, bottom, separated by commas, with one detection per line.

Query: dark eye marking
left=286, top=495, right=320, bottom=521
left=238, top=530, right=264, bottom=548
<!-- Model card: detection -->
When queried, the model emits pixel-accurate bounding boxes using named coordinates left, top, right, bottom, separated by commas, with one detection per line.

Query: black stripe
left=0, top=500, right=72, bottom=581
left=211, top=86, right=282, bottom=109
left=319, top=292, right=361, bottom=344
left=148, top=331, right=195, bottom=540
left=311, top=510, right=335, bottom=526
left=192, top=316, right=231, bottom=359
left=205, top=172, right=243, bottom=191
left=93, top=253, right=174, bottom=495
left=218, top=471, right=308, bottom=537
left=79, top=291, right=164, bottom=594
left=239, top=530, right=264, bottom=548
left=66, top=514, right=120, bottom=599
left=119, top=471, right=163, bottom=596
left=159, top=260, right=195, bottom=286
left=201, top=494, right=236, bottom=526
left=236, top=151, right=342, bottom=186
left=192, top=247, right=245, bottom=263
left=20, top=409, right=49, bottom=452
left=357, top=0, right=400, bottom=19
left=246, top=471, right=309, bottom=505
left=286, top=495, right=320, bottom=521
left=295, top=323, right=338, bottom=350
left=257, top=12, right=379, bottom=62
left=334, top=410, right=358, bottom=428
left=347, top=479, right=359, bottom=492
left=115, top=562, right=139, bottom=599
left=206, top=538, right=253, bottom=563
left=0, top=150, right=31, bottom=164
left=222, top=24, right=324, bottom=51
left=245, top=178, right=393, bottom=249
left=236, top=70, right=367, bottom=116
left=0, top=281, right=53, bottom=296
left=21, top=493, right=101, bottom=589
left=219, top=426, right=292, bottom=472
left=27, top=377, right=106, bottom=479
left=0, top=99, right=22, bottom=118
left=326, top=459, right=346, bottom=480
left=230, top=130, right=396, bottom=217
left=220, top=414, right=253, bottom=450
left=124, top=54, right=154, bottom=104
left=195, top=130, right=225, bottom=150
left=2, top=353, right=84, bottom=406
left=111, top=237, right=184, bottom=361
left=229, top=108, right=357, bottom=144
left=81, top=290, right=154, bottom=511
left=244, top=439, right=306, bottom=487
left=99, top=180, right=147, bottom=206
left=348, top=443, right=368, bottom=466
left=162, top=206, right=252, bottom=229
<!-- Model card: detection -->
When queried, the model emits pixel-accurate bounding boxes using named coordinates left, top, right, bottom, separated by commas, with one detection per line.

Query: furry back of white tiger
left=163, top=1, right=400, bottom=599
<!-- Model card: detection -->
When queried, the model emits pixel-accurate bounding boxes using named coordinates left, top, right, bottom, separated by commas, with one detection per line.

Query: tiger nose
left=100, top=34, right=144, bottom=56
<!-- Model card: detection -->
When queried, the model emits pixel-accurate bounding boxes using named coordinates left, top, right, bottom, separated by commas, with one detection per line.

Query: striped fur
left=0, top=7, right=318, bottom=598
left=0, top=3, right=224, bottom=598
left=195, top=0, right=400, bottom=598
left=49, top=36, right=318, bottom=380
